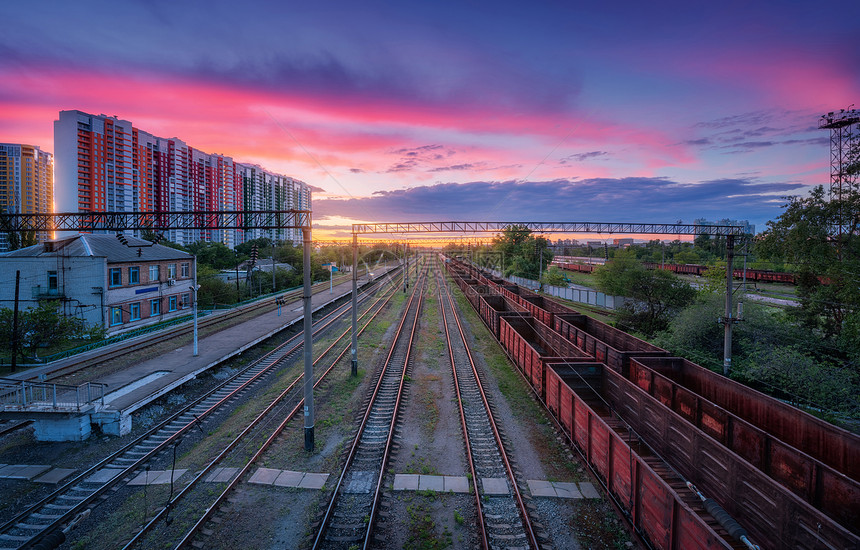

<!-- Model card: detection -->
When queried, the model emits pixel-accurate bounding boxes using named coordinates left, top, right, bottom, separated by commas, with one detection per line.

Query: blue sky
left=1, top=0, right=858, bottom=237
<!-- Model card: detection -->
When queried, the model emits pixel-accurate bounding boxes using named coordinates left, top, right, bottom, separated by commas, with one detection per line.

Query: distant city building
left=694, top=218, right=755, bottom=235
left=53, top=110, right=311, bottom=248
left=0, top=143, right=53, bottom=251
left=613, top=238, right=634, bottom=247
left=0, top=234, right=195, bottom=334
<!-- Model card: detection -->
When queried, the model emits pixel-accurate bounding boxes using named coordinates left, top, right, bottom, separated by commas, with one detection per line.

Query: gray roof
left=0, top=234, right=192, bottom=263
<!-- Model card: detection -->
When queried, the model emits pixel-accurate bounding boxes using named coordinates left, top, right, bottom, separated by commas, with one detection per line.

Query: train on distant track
left=444, top=257, right=858, bottom=550
left=552, top=259, right=797, bottom=284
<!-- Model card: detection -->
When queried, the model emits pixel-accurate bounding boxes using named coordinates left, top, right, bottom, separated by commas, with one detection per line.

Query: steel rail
left=435, top=264, right=488, bottom=550
left=0, top=421, right=32, bottom=438
left=442, top=258, right=656, bottom=549
left=122, top=269, right=404, bottom=549
left=171, top=270, right=405, bottom=549
left=312, top=266, right=427, bottom=550
left=439, top=260, right=540, bottom=550
left=362, top=265, right=428, bottom=549
left=0, top=276, right=387, bottom=550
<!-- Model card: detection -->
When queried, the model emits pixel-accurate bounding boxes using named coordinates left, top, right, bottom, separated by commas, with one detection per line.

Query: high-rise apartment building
left=54, top=110, right=310, bottom=248
left=0, top=143, right=54, bottom=251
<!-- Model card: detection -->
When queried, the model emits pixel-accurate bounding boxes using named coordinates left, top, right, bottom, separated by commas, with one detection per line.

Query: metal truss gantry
left=349, top=220, right=749, bottom=379
left=0, top=210, right=311, bottom=233
left=351, top=221, right=748, bottom=237
left=0, top=209, right=319, bottom=451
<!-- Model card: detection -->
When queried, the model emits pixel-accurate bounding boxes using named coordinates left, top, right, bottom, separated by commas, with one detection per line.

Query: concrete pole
left=302, top=227, right=314, bottom=451
left=723, top=235, right=735, bottom=376
left=351, top=232, right=358, bottom=376
left=193, top=256, right=199, bottom=357
left=11, top=270, right=20, bottom=372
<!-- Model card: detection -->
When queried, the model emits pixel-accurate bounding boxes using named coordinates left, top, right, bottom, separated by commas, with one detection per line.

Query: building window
left=181, top=262, right=190, bottom=277
left=109, top=268, right=122, bottom=287
left=149, top=265, right=159, bottom=281
left=169, top=296, right=177, bottom=311
left=110, top=307, right=123, bottom=326
left=150, top=298, right=161, bottom=316
left=129, top=266, right=140, bottom=284
left=47, top=271, right=58, bottom=291
left=182, top=293, right=190, bottom=308
left=130, top=302, right=141, bottom=320
left=168, top=264, right=177, bottom=278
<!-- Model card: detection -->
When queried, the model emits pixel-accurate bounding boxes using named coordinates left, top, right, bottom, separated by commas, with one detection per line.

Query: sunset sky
left=1, top=0, right=858, bottom=239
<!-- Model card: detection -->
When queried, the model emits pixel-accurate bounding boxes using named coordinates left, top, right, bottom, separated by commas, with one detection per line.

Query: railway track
left=313, top=263, right=429, bottom=550
left=437, top=262, right=538, bottom=550
left=119, top=270, right=405, bottom=549
left=0, top=271, right=398, bottom=550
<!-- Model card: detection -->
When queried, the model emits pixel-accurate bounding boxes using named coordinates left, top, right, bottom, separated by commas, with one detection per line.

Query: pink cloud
left=0, top=65, right=697, bottom=185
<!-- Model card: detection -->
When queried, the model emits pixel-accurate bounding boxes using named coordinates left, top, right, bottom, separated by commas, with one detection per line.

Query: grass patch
left=405, top=499, right=452, bottom=550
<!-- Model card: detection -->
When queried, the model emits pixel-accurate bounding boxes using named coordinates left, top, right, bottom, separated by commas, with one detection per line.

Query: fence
left=486, top=269, right=619, bottom=310
left=0, top=378, right=107, bottom=412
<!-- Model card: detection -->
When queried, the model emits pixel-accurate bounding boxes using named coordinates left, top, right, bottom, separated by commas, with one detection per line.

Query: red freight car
left=599, top=363, right=858, bottom=550
left=628, top=357, right=859, bottom=533
left=632, top=356, right=860, bottom=481
left=478, top=293, right=529, bottom=340
left=510, top=287, right=578, bottom=327
left=553, top=313, right=667, bottom=373
left=463, top=283, right=491, bottom=311
left=498, top=315, right=590, bottom=398
left=546, top=363, right=738, bottom=550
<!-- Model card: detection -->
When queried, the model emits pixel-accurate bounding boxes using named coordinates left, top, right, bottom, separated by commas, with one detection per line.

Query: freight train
left=444, top=256, right=858, bottom=550
left=552, top=259, right=797, bottom=284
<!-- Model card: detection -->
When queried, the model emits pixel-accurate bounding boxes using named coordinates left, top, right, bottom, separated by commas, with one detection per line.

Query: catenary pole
left=723, top=235, right=735, bottom=376
left=11, top=270, right=20, bottom=372
left=192, top=256, right=198, bottom=357
left=302, top=227, right=314, bottom=451
left=351, top=232, right=358, bottom=376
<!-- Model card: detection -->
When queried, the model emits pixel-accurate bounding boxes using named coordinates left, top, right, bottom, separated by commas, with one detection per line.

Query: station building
left=0, top=233, right=195, bottom=336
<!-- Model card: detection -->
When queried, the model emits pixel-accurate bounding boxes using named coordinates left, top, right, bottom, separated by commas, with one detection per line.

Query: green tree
left=699, top=261, right=727, bottom=295
left=491, top=225, right=552, bottom=279
left=0, top=301, right=86, bottom=360
left=186, top=241, right=239, bottom=270
left=655, top=294, right=859, bottom=417
left=541, top=266, right=567, bottom=287
left=757, top=185, right=860, bottom=339
left=595, top=251, right=696, bottom=336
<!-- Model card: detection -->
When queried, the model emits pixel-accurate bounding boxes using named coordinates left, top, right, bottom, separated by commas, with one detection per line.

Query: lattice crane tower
left=819, top=106, right=860, bottom=234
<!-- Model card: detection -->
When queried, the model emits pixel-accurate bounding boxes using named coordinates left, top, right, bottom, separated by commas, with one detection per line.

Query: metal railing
left=0, top=378, right=107, bottom=412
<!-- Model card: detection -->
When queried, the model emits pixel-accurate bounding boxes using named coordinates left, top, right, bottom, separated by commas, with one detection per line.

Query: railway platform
left=0, top=268, right=394, bottom=441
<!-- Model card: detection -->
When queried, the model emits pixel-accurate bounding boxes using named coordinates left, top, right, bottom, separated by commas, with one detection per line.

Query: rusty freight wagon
left=511, top=287, right=578, bottom=327
left=545, top=362, right=740, bottom=550
left=630, top=356, right=860, bottom=534
left=478, top=293, right=529, bottom=340
left=553, top=313, right=668, bottom=372
left=589, top=361, right=858, bottom=549
left=498, top=315, right=591, bottom=399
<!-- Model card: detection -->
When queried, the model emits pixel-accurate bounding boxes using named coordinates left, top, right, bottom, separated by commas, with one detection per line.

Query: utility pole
left=722, top=235, right=737, bottom=376
left=351, top=232, right=358, bottom=376
left=235, top=264, right=240, bottom=302
left=11, top=270, right=20, bottom=372
left=192, top=257, right=199, bottom=357
left=302, top=227, right=314, bottom=451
